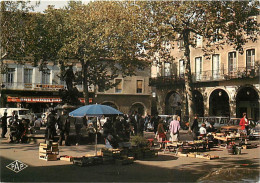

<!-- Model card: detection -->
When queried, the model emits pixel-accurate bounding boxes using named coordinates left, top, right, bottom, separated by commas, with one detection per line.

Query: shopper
left=169, top=115, right=180, bottom=142
left=191, top=114, right=199, bottom=140
left=46, top=110, right=57, bottom=142
left=157, top=118, right=166, bottom=148
left=239, top=113, right=248, bottom=135
left=199, top=123, right=207, bottom=138
left=58, top=110, right=70, bottom=146
left=1, top=112, right=8, bottom=138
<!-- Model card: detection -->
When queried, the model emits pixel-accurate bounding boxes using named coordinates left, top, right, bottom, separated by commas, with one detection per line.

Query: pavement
left=0, top=129, right=260, bottom=182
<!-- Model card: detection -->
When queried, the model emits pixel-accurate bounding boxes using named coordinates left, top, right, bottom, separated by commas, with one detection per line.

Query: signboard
left=7, top=96, right=92, bottom=104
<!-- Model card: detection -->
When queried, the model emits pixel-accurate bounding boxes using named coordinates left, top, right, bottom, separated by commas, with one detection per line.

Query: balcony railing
left=150, top=66, right=259, bottom=86
left=192, top=66, right=259, bottom=82
left=149, top=74, right=185, bottom=86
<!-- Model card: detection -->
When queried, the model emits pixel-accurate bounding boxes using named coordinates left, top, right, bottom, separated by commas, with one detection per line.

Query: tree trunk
left=82, top=60, right=89, bottom=105
left=183, top=29, right=195, bottom=125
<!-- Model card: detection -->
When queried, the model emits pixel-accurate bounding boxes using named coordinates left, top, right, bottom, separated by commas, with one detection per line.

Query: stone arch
left=209, top=88, right=230, bottom=117
left=235, top=85, right=259, bottom=120
left=165, top=91, right=182, bottom=116
left=130, top=102, right=146, bottom=116
left=101, top=101, right=119, bottom=110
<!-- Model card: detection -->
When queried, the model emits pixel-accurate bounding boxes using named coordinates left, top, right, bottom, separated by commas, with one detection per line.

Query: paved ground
left=0, top=130, right=260, bottom=182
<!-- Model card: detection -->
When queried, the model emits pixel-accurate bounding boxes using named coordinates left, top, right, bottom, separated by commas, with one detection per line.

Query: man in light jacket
left=169, top=115, right=180, bottom=142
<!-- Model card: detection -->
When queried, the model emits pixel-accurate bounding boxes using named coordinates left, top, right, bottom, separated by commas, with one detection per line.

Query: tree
left=138, top=1, right=259, bottom=122
left=58, top=1, right=147, bottom=104
left=0, top=1, right=39, bottom=61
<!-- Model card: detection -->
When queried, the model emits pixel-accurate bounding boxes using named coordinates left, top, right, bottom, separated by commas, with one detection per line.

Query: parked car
left=198, top=116, right=230, bottom=130
left=0, top=108, right=32, bottom=126
left=249, top=122, right=260, bottom=139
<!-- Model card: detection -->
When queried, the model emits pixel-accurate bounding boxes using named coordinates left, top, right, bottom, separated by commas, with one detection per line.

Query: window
left=179, top=60, right=184, bottom=78
left=246, top=49, right=255, bottom=70
left=213, top=29, right=220, bottom=42
left=196, top=34, right=203, bottom=47
left=24, top=68, right=32, bottom=84
left=136, top=80, right=143, bottom=93
left=42, top=72, right=50, bottom=84
left=228, top=52, right=237, bottom=75
left=179, top=39, right=184, bottom=48
left=6, top=68, right=15, bottom=84
left=212, top=54, right=220, bottom=79
left=115, top=79, right=122, bottom=93
left=195, top=57, right=202, bottom=81
left=164, top=63, right=171, bottom=76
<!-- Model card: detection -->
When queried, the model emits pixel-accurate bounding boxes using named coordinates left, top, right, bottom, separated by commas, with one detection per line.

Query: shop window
left=24, top=68, right=32, bottom=84
left=136, top=80, right=143, bottom=93
left=115, top=79, right=122, bottom=93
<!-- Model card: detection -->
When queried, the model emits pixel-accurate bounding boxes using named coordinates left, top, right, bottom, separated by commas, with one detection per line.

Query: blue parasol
left=69, top=104, right=123, bottom=117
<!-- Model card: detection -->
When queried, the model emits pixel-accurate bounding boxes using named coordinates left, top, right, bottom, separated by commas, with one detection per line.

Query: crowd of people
left=1, top=111, right=29, bottom=143
left=0, top=108, right=253, bottom=147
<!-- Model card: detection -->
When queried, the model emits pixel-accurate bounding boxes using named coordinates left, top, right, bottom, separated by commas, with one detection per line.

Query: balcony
left=150, top=66, right=259, bottom=87
left=192, top=66, right=259, bottom=82
left=149, top=75, right=185, bottom=86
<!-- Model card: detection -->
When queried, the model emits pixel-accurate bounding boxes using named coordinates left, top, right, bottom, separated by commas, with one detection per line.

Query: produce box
left=188, top=153, right=196, bottom=158
left=39, top=147, right=52, bottom=154
left=177, top=152, right=188, bottom=157
left=39, top=154, right=57, bottom=161
left=39, top=143, right=50, bottom=149
left=60, top=155, right=74, bottom=162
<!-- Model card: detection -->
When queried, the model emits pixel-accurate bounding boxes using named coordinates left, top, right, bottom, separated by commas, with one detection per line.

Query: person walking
left=169, top=115, right=180, bottom=142
left=1, top=112, right=8, bottom=138
left=137, top=114, right=145, bottom=136
left=58, top=110, right=70, bottom=146
left=239, top=113, right=248, bottom=135
left=46, top=110, right=57, bottom=142
left=239, top=112, right=249, bottom=143
left=191, top=114, right=199, bottom=140
left=157, top=118, right=166, bottom=149
left=74, top=117, right=84, bottom=146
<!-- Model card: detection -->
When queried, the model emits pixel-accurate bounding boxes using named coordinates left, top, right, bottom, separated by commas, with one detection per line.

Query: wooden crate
left=60, top=156, right=74, bottom=162
left=39, top=143, right=50, bottom=149
left=39, top=154, right=57, bottom=161
left=177, top=152, right=188, bottom=157
left=188, top=153, right=196, bottom=158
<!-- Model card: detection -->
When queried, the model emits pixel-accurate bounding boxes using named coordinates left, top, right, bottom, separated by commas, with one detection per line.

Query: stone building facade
left=0, top=60, right=152, bottom=115
left=150, top=20, right=259, bottom=121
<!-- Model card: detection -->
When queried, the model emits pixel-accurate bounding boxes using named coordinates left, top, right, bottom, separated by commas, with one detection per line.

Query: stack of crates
left=39, top=142, right=59, bottom=161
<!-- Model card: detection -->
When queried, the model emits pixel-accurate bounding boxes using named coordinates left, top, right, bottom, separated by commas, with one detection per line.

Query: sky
left=31, top=0, right=90, bottom=12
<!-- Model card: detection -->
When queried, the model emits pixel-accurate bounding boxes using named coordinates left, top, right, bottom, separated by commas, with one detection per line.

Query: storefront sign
left=7, top=96, right=91, bottom=104
left=7, top=96, right=62, bottom=103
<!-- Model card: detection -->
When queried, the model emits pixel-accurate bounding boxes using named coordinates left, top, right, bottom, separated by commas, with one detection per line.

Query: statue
left=63, top=65, right=75, bottom=91
left=59, top=65, right=80, bottom=106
